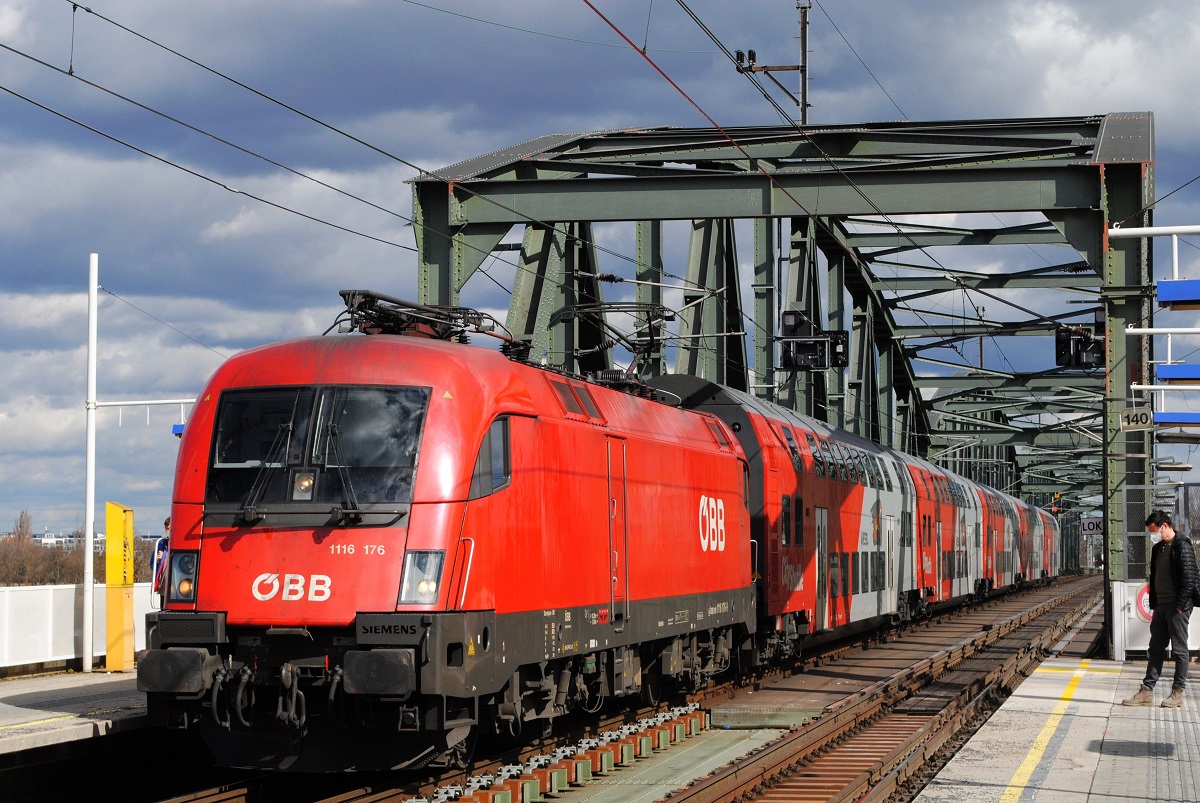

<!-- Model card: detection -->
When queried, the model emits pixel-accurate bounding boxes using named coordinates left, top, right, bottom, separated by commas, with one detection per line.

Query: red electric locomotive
left=138, top=292, right=754, bottom=770
left=139, top=291, right=1060, bottom=771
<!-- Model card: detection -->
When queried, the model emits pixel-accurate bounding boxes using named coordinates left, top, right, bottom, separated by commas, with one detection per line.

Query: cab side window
left=469, top=417, right=511, bottom=499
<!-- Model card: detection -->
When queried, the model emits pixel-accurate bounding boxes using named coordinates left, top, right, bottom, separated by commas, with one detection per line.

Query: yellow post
left=105, top=502, right=135, bottom=671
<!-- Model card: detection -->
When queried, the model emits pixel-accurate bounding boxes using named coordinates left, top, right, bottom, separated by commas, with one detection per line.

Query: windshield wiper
left=325, top=423, right=363, bottom=523
left=239, top=422, right=292, bottom=524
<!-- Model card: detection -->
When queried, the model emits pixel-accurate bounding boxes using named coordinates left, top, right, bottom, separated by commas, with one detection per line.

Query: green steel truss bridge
left=410, top=113, right=1156, bottom=548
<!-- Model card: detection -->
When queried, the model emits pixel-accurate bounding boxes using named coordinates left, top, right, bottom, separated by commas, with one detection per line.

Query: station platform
left=0, top=671, right=145, bottom=757
left=915, top=658, right=1200, bottom=802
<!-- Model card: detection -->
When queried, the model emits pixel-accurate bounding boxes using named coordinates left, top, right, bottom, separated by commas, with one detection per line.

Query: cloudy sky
left=1, top=0, right=1198, bottom=535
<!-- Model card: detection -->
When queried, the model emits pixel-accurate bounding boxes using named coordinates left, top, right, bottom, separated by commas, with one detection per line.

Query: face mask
left=1151, top=532, right=1162, bottom=544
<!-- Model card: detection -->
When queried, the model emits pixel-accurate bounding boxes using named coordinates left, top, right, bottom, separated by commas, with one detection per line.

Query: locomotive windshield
left=205, top=385, right=431, bottom=513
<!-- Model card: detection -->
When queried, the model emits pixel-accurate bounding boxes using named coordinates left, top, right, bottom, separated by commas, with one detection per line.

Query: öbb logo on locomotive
left=699, top=494, right=727, bottom=552
left=251, top=572, right=332, bottom=602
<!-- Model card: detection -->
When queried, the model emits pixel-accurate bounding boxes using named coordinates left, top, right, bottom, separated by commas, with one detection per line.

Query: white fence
left=0, top=582, right=152, bottom=669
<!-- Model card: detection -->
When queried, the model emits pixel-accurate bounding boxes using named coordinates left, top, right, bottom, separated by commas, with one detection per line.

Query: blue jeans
left=1143, top=603, right=1192, bottom=690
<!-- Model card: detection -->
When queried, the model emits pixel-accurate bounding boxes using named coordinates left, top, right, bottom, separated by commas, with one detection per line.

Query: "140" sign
left=1119, top=407, right=1152, bottom=431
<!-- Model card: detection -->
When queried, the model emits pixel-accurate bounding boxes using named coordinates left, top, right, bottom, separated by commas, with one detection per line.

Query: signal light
left=1055, top=326, right=1104, bottom=367
left=779, top=308, right=847, bottom=371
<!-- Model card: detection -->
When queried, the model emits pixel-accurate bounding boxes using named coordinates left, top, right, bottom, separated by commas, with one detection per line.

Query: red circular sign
left=1135, top=583, right=1152, bottom=622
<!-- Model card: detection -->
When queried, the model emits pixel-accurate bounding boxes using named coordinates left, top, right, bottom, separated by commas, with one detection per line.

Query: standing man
left=1123, top=510, right=1198, bottom=708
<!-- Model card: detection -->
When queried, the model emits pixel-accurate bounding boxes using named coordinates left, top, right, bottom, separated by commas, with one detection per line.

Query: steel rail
left=663, top=578, right=1100, bottom=803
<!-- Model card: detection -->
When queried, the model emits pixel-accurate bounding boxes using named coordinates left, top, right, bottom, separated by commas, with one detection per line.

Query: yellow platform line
left=0, top=704, right=145, bottom=732
left=999, top=659, right=1090, bottom=802
left=0, top=714, right=76, bottom=731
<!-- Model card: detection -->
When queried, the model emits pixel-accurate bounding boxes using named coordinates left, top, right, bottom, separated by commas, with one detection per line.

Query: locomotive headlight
left=292, top=469, right=316, bottom=501
left=398, top=550, right=445, bottom=605
left=168, top=550, right=200, bottom=603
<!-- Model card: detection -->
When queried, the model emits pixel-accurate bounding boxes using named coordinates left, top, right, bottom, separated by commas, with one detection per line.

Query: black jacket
left=1148, top=533, right=1200, bottom=610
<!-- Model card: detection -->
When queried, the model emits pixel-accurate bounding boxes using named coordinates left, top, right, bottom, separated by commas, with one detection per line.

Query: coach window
left=830, top=443, right=849, bottom=483
left=469, top=417, right=511, bottom=499
left=852, top=552, right=860, bottom=594
left=805, top=433, right=825, bottom=477
left=795, top=496, right=804, bottom=549
left=824, top=441, right=845, bottom=483
left=837, top=447, right=850, bottom=481
left=830, top=553, right=839, bottom=597
left=861, top=453, right=875, bottom=488
left=877, top=456, right=894, bottom=492
left=840, top=445, right=859, bottom=484
left=781, top=427, right=802, bottom=473
left=781, top=495, right=791, bottom=546
left=841, top=552, right=851, bottom=597
left=846, top=448, right=861, bottom=485
left=857, top=453, right=874, bottom=489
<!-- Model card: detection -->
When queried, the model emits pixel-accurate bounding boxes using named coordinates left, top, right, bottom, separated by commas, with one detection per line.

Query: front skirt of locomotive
left=138, top=610, right=496, bottom=772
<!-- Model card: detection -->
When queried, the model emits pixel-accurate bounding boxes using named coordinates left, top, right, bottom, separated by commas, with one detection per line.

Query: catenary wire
left=0, top=82, right=417, bottom=252
left=9, top=21, right=714, bottom=334
left=63, top=1, right=718, bottom=298
left=1115, top=173, right=1200, bottom=227
left=0, top=40, right=415, bottom=229
left=45, top=1, right=770, bottom=374
left=0, top=77, right=734, bottom=372
left=398, top=0, right=714, bottom=53
left=99, top=286, right=229, bottom=359
left=811, top=0, right=907, bottom=119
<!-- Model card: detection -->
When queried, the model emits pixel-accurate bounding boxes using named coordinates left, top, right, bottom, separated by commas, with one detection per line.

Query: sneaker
left=1122, top=687, right=1155, bottom=706
left=1162, top=688, right=1185, bottom=708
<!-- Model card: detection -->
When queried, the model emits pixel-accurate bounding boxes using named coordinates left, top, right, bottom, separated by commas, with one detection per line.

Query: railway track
left=147, top=575, right=1100, bottom=803
left=665, top=575, right=1101, bottom=803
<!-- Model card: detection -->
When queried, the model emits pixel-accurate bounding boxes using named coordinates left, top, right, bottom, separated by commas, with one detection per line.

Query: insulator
left=500, top=340, right=532, bottom=362
left=596, top=272, right=622, bottom=283
left=597, top=369, right=625, bottom=384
